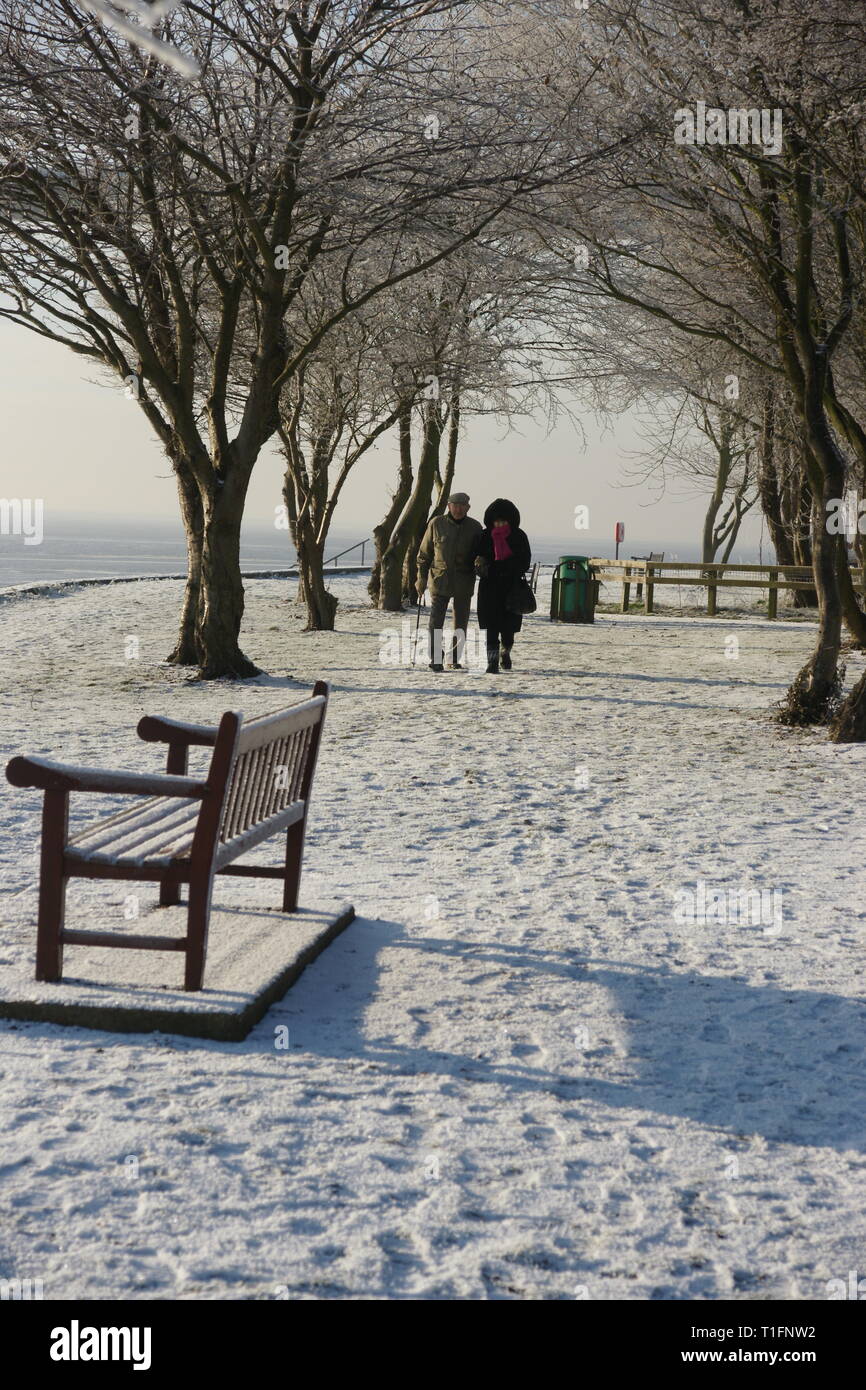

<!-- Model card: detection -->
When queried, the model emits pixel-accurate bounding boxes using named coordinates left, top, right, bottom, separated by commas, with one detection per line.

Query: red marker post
left=615, top=521, right=625, bottom=559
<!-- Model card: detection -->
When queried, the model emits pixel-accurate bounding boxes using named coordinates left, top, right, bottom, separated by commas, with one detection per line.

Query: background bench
left=628, top=551, right=665, bottom=604
left=5, top=681, right=329, bottom=991
left=589, top=558, right=866, bottom=617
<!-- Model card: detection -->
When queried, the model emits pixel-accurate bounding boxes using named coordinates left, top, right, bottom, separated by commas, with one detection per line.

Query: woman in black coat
left=471, top=498, right=532, bottom=673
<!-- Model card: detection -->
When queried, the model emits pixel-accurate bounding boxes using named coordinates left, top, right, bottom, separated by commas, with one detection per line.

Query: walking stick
left=413, top=590, right=425, bottom=666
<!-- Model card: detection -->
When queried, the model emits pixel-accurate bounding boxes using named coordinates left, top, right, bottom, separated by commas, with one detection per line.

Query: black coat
left=471, top=499, right=532, bottom=632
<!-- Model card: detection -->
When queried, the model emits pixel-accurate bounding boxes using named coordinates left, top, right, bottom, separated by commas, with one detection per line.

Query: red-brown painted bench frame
left=5, top=681, right=329, bottom=991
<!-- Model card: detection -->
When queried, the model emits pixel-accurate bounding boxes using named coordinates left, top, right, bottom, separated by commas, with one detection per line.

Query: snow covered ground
left=1, top=572, right=865, bottom=1301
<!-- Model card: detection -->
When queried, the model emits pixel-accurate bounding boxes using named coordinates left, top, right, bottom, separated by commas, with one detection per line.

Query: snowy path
left=1, top=576, right=865, bottom=1300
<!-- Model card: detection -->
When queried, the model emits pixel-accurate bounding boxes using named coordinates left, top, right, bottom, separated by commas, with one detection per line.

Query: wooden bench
left=629, top=551, right=664, bottom=605
left=5, top=682, right=329, bottom=991
left=589, top=558, right=864, bottom=617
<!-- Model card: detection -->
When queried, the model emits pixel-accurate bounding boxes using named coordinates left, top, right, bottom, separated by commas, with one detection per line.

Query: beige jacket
left=417, top=513, right=484, bottom=598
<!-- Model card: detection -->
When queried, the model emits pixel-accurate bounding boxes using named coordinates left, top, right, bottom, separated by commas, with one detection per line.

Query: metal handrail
left=321, top=538, right=371, bottom=567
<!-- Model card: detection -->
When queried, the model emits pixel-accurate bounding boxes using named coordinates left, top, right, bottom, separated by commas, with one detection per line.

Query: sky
left=0, top=319, right=767, bottom=557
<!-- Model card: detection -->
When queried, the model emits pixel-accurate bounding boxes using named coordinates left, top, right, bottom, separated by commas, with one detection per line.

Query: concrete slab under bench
left=0, top=901, right=355, bottom=1041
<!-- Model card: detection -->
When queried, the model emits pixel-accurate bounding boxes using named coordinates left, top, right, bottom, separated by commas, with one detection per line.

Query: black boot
left=486, top=650, right=499, bottom=674
left=500, top=645, right=512, bottom=671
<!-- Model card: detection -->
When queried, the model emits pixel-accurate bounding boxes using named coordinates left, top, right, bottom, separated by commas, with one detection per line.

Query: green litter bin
left=550, top=556, right=599, bottom=624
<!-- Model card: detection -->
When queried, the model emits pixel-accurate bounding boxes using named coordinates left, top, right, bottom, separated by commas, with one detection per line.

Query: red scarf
left=492, top=523, right=512, bottom=561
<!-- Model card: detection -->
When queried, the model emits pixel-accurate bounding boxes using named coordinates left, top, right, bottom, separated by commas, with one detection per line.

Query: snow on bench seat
left=67, top=797, right=201, bottom=868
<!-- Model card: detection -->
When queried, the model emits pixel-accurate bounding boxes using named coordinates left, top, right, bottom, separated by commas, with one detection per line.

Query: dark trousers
left=485, top=617, right=518, bottom=658
left=428, top=591, right=472, bottom=664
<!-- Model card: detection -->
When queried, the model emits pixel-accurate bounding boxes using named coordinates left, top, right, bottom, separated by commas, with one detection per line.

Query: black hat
left=483, top=498, right=520, bottom=528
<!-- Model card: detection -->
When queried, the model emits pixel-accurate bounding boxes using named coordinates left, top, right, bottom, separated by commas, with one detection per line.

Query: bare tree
left=538, top=0, right=866, bottom=734
left=277, top=289, right=416, bottom=630
left=0, top=0, right=566, bottom=676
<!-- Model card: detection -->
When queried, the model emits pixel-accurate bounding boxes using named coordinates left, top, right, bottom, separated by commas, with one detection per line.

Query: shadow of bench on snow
left=238, top=921, right=866, bottom=1154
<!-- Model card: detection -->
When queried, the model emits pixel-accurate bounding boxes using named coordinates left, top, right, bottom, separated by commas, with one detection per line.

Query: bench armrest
left=6, top=756, right=207, bottom=797
left=137, top=715, right=220, bottom=747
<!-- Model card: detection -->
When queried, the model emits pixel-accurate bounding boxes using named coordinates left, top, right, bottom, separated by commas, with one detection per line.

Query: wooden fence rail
left=588, top=558, right=866, bottom=619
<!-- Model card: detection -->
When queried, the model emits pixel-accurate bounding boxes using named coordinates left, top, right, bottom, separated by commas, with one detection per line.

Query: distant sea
left=0, top=513, right=770, bottom=589
left=0, top=514, right=331, bottom=588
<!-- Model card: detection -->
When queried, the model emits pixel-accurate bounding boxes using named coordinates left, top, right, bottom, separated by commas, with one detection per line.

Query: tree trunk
left=758, top=395, right=792, bottom=565
left=759, top=398, right=817, bottom=607
left=719, top=505, right=746, bottom=564
left=166, top=458, right=203, bottom=665
left=401, top=407, right=443, bottom=601
left=855, top=459, right=866, bottom=568
left=280, top=434, right=337, bottom=630
left=836, top=540, right=866, bottom=647
left=778, top=491, right=844, bottom=725
left=778, top=378, right=846, bottom=723
left=787, top=464, right=813, bottom=567
left=756, top=405, right=817, bottom=603
left=776, top=183, right=852, bottom=725
left=401, top=487, right=440, bottom=600
left=295, top=514, right=337, bottom=631
left=369, top=404, right=413, bottom=604
left=830, top=667, right=866, bottom=741
left=784, top=450, right=817, bottom=604
left=701, top=427, right=729, bottom=563
left=430, top=388, right=460, bottom=518
left=280, top=476, right=307, bottom=607
left=195, top=482, right=260, bottom=679
left=379, top=403, right=442, bottom=611
left=701, top=494, right=723, bottom=564
left=700, top=411, right=736, bottom=567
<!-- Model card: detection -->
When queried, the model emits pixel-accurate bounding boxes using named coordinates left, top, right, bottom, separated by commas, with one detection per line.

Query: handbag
left=506, top=574, right=537, bottom=615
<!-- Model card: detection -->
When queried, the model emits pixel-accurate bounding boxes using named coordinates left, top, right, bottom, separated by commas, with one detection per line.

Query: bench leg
left=35, top=790, right=69, bottom=983
left=159, top=872, right=182, bottom=907
left=283, top=818, right=306, bottom=912
left=184, top=869, right=215, bottom=992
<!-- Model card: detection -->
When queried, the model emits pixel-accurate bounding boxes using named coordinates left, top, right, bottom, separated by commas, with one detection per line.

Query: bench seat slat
left=69, top=796, right=198, bottom=848
left=67, top=797, right=200, bottom=867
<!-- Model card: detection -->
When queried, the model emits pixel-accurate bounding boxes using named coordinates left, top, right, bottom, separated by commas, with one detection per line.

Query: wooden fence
left=588, top=558, right=866, bottom=618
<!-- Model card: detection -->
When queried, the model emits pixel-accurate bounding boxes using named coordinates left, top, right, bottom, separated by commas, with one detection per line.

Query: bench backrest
left=218, top=692, right=327, bottom=846
left=182, top=682, right=328, bottom=866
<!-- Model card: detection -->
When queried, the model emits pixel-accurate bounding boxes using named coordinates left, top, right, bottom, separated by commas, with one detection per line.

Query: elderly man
left=416, top=491, right=484, bottom=670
